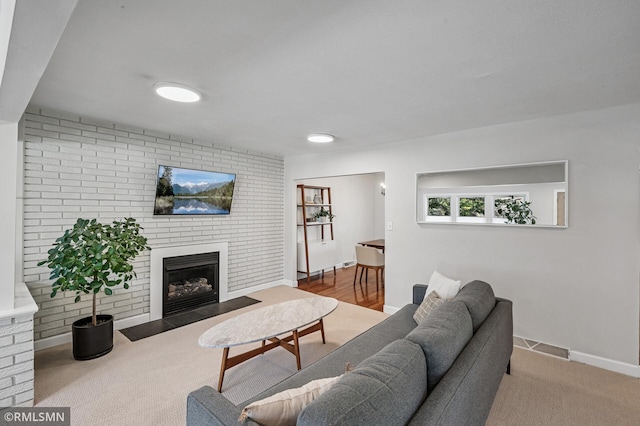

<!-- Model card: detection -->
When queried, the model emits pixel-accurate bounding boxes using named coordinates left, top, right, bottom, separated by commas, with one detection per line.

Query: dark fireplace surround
left=162, top=252, right=219, bottom=317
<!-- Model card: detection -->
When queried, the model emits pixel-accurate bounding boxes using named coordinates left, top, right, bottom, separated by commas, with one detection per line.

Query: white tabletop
left=198, top=297, right=339, bottom=348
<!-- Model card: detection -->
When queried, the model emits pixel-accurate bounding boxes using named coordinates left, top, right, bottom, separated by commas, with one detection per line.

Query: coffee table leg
left=218, top=347, right=229, bottom=392
left=293, top=330, right=301, bottom=370
left=319, top=318, right=326, bottom=344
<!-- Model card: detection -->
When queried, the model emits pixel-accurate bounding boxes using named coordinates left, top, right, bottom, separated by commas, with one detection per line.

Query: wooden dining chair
left=353, top=245, right=385, bottom=292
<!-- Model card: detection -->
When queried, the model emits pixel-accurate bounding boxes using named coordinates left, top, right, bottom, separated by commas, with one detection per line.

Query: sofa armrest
left=413, top=284, right=428, bottom=304
left=187, top=386, right=259, bottom=426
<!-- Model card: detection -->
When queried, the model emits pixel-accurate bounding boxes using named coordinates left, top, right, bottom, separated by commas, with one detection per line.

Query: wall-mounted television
left=154, top=165, right=236, bottom=215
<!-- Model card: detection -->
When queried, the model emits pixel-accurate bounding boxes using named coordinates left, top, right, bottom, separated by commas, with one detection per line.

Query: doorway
left=295, top=172, right=385, bottom=310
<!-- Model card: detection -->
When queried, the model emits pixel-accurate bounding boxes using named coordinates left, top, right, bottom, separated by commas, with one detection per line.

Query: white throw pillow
left=239, top=375, right=342, bottom=426
left=427, top=270, right=461, bottom=300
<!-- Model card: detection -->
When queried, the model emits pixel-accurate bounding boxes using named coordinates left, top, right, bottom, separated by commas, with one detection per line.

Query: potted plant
left=313, top=207, right=335, bottom=223
left=495, top=197, right=537, bottom=225
left=38, top=217, right=150, bottom=360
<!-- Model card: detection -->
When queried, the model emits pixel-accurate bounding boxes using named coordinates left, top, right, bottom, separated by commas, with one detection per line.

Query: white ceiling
left=20, top=0, right=640, bottom=156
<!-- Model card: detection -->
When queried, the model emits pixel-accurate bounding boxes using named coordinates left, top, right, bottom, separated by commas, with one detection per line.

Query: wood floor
left=297, top=266, right=384, bottom=312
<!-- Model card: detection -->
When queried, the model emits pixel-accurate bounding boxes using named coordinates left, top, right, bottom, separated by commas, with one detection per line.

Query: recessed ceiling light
left=307, top=133, right=335, bottom=143
left=153, top=82, right=201, bottom=103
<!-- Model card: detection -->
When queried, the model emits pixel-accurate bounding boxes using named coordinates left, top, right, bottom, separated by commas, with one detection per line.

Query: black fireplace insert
left=162, top=252, right=219, bottom=317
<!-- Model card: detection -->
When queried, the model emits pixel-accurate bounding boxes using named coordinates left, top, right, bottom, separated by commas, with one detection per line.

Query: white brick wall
left=0, top=315, right=35, bottom=407
left=22, top=106, right=285, bottom=341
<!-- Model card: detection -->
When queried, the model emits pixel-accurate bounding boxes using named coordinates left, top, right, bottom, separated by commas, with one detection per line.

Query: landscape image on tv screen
left=154, top=165, right=236, bottom=215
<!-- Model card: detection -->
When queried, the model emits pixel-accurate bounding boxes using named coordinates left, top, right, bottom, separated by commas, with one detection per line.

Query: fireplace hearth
left=163, top=252, right=219, bottom=317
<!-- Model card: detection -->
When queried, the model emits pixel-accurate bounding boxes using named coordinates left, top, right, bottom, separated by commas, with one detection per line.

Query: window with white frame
left=422, top=192, right=529, bottom=224
left=457, top=196, right=486, bottom=223
left=425, top=196, right=452, bottom=222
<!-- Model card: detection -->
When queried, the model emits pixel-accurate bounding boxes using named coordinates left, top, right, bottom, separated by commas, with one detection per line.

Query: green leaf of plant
left=40, top=217, right=147, bottom=317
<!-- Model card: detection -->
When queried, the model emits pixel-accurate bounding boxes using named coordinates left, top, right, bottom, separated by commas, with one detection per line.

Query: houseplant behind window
left=495, top=197, right=537, bottom=225
left=38, top=217, right=150, bottom=360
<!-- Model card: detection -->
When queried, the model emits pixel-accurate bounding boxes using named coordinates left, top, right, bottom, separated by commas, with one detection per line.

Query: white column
left=0, top=122, right=18, bottom=311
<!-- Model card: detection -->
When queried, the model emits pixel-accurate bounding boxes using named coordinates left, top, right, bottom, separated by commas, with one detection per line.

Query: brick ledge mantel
left=0, top=282, right=38, bottom=407
left=0, top=283, right=38, bottom=320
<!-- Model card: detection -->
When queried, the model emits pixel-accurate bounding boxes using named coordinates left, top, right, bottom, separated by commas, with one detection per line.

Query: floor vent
left=513, top=336, right=569, bottom=359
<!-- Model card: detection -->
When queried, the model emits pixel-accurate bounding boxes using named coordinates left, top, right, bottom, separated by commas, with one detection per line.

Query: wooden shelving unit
left=297, top=184, right=336, bottom=282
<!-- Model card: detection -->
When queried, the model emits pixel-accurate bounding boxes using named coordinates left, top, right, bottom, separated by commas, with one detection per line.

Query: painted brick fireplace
left=150, top=242, right=229, bottom=321
left=21, top=106, right=285, bottom=343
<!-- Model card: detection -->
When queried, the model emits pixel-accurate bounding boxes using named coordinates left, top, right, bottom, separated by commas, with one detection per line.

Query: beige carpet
left=34, top=286, right=388, bottom=426
left=488, top=347, right=640, bottom=426
left=35, top=286, right=640, bottom=426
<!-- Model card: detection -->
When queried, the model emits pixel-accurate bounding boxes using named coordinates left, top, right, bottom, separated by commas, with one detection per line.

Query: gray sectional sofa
left=187, top=281, right=513, bottom=425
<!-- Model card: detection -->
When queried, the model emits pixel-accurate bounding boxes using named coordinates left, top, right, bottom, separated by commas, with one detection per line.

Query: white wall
left=297, top=173, right=384, bottom=266
left=285, top=103, right=640, bottom=366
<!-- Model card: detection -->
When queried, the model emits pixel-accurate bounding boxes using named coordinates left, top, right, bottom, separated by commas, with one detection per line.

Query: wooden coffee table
left=198, top=296, right=339, bottom=392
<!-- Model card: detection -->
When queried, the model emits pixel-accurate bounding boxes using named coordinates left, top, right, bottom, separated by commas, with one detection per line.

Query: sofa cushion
left=413, top=290, right=445, bottom=324
left=297, top=339, right=427, bottom=426
left=453, top=280, right=496, bottom=332
left=405, top=300, right=473, bottom=393
left=244, top=304, right=420, bottom=406
left=238, top=375, right=342, bottom=426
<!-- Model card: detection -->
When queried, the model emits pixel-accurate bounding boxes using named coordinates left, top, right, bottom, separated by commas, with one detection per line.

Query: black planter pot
left=71, top=314, right=114, bottom=360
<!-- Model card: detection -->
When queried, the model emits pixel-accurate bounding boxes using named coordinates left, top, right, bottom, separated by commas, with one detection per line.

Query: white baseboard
left=383, top=305, right=400, bottom=314
left=569, top=350, right=640, bottom=378
left=282, top=279, right=298, bottom=288
left=33, top=335, right=66, bottom=352
left=115, top=313, right=151, bottom=330
left=34, top=313, right=150, bottom=351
